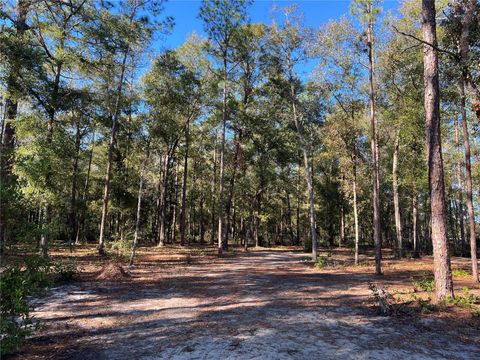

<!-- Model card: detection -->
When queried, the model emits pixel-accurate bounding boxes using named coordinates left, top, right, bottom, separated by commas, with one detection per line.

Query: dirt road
left=13, top=250, right=480, bottom=359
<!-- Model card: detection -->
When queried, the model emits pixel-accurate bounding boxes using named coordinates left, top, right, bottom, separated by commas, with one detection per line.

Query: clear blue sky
left=160, top=0, right=401, bottom=50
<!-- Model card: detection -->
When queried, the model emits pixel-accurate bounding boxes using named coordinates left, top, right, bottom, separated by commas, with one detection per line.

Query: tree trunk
left=367, top=3, right=382, bottom=274
left=157, top=152, right=171, bottom=247
left=76, top=127, right=95, bottom=244
left=422, top=0, right=454, bottom=301
left=180, top=118, right=190, bottom=246
left=98, top=49, right=129, bottom=255
left=286, top=192, right=295, bottom=245
left=458, top=0, right=479, bottom=282
left=459, top=79, right=479, bottom=282
left=69, top=120, right=82, bottom=247
left=170, top=162, right=179, bottom=243
left=454, top=117, right=467, bottom=256
left=393, top=130, right=403, bottom=258
left=210, top=133, right=217, bottom=245
left=290, top=81, right=317, bottom=262
left=412, top=191, right=420, bottom=258
left=129, top=148, right=149, bottom=267
left=353, top=159, right=360, bottom=266
left=217, top=55, right=228, bottom=256
left=0, top=0, right=28, bottom=252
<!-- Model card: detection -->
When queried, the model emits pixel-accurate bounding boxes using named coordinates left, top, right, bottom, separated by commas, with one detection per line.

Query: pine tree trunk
left=422, top=0, right=454, bottom=301
left=367, top=3, right=382, bottom=274
left=68, top=121, right=82, bottom=247
left=0, top=0, right=28, bottom=252
left=129, top=148, right=149, bottom=267
left=393, top=130, right=402, bottom=258
left=98, top=49, right=129, bottom=255
left=210, top=134, right=217, bottom=245
left=459, top=79, right=479, bottom=282
left=76, top=128, right=95, bottom=244
left=290, top=80, right=317, bottom=261
left=412, top=191, right=420, bottom=258
left=353, top=159, right=360, bottom=266
left=180, top=118, right=190, bottom=246
left=217, top=56, right=228, bottom=256
left=157, top=153, right=171, bottom=247
left=454, top=117, right=467, bottom=256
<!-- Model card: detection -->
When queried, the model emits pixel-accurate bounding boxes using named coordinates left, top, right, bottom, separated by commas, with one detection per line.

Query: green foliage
left=0, top=256, right=54, bottom=355
left=412, top=275, right=435, bottom=292
left=446, top=288, right=479, bottom=308
left=314, top=252, right=334, bottom=269
left=53, top=263, right=79, bottom=282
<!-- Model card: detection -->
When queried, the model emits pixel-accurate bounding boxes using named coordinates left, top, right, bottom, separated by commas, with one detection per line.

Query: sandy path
left=13, top=251, right=480, bottom=359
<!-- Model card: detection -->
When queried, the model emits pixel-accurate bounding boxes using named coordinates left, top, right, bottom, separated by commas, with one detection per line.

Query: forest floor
left=6, top=245, right=480, bottom=359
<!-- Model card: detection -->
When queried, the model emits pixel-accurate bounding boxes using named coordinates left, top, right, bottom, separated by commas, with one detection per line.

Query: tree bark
left=0, top=0, right=28, bottom=252
left=180, top=118, right=190, bottom=246
left=393, top=130, right=403, bottom=258
left=76, top=127, right=95, bottom=244
left=366, top=2, right=382, bottom=274
left=68, top=120, right=82, bottom=247
left=129, top=148, right=149, bottom=267
left=454, top=117, right=467, bottom=256
left=157, top=152, right=171, bottom=247
left=217, top=55, right=228, bottom=256
left=353, top=158, right=360, bottom=266
left=422, top=0, right=454, bottom=301
left=412, top=191, right=420, bottom=258
left=210, top=133, right=217, bottom=245
left=459, top=79, right=479, bottom=282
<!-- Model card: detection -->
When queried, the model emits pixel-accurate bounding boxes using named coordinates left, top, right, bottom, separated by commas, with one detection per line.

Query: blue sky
left=160, top=0, right=401, bottom=50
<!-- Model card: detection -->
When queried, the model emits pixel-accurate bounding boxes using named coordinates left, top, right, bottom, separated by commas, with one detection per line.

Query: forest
left=0, top=0, right=480, bottom=358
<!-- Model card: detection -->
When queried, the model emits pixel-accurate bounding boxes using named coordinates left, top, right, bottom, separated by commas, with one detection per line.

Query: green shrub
left=446, top=287, right=479, bottom=308
left=0, top=256, right=54, bottom=355
left=412, top=275, right=434, bottom=292
left=314, top=256, right=329, bottom=269
left=53, top=263, right=78, bottom=282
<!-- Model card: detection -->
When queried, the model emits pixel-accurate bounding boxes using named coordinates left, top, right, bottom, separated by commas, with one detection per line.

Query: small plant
left=452, top=269, right=470, bottom=278
left=314, top=255, right=329, bottom=269
left=446, top=287, right=479, bottom=308
left=368, top=282, right=393, bottom=315
left=412, top=274, right=434, bottom=292
left=54, top=263, right=78, bottom=282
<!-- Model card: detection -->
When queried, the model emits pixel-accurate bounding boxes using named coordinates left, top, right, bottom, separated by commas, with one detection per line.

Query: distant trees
left=0, top=0, right=478, bottom=288
left=199, top=0, right=251, bottom=255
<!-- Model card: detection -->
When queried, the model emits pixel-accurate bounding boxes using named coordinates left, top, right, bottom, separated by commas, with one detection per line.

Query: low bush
left=412, top=275, right=434, bottom=292
left=368, top=282, right=393, bottom=315
left=0, top=256, right=53, bottom=355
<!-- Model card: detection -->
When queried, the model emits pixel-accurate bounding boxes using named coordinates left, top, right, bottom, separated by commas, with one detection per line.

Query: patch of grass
left=452, top=269, right=470, bottom=278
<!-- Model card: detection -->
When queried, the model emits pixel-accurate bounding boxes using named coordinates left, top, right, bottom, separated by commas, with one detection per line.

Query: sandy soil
left=7, top=247, right=480, bottom=360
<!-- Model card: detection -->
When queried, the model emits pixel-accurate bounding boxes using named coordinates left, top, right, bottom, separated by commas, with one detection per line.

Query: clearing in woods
left=9, top=247, right=480, bottom=359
